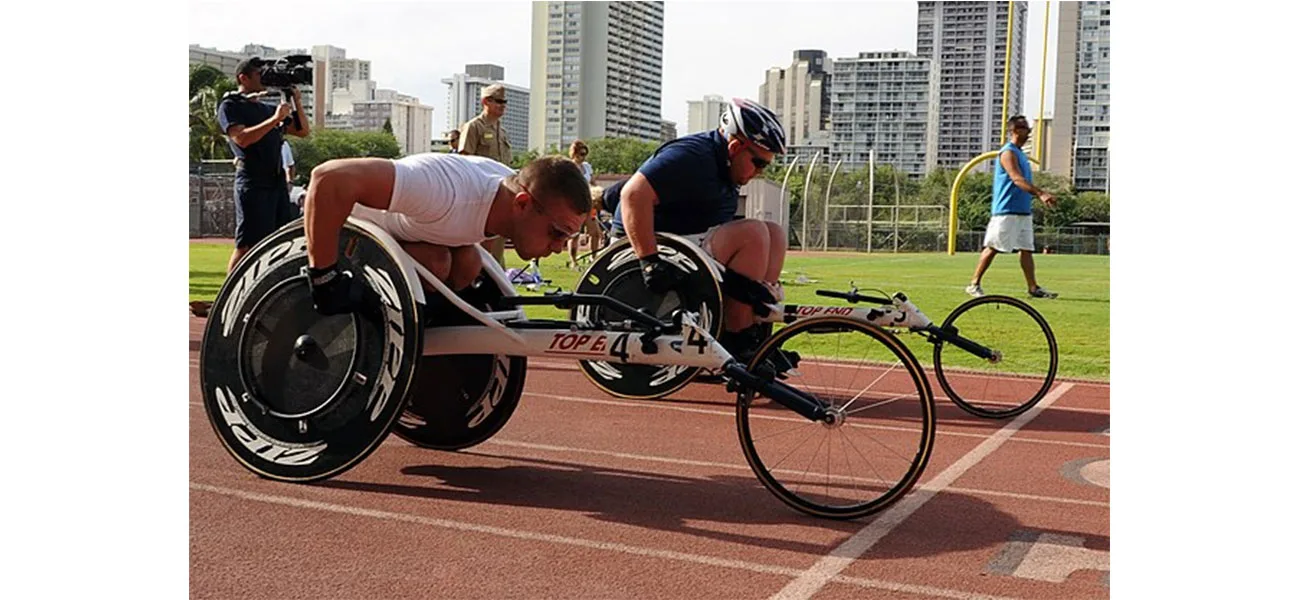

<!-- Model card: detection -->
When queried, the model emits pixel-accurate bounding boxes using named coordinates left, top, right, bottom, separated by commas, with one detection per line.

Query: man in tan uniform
left=459, top=84, right=513, bottom=265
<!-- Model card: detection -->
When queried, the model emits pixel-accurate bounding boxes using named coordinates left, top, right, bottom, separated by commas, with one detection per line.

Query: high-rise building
left=442, top=65, right=531, bottom=154
left=311, top=45, right=372, bottom=128
left=465, top=64, right=505, bottom=80
left=917, top=1, right=1028, bottom=170
left=685, top=94, right=726, bottom=135
left=529, top=1, right=665, bottom=151
left=336, top=89, right=434, bottom=156
left=759, top=50, right=832, bottom=149
left=1048, top=1, right=1110, bottom=192
left=660, top=119, right=677, bottom=143
left=829, top=51, right=941, bottom=175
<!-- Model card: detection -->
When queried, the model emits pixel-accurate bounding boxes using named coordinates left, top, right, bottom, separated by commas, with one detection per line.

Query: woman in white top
left=567, top=140, right=602, bottom=269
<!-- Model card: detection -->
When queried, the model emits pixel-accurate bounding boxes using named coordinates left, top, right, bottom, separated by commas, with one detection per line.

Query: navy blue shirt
left=217, top=94, right=285, bottom=184
left=610, top=130, right=738, bottom=236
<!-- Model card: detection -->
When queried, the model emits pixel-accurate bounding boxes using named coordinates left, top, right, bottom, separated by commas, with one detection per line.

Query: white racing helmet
left=720, top=98, right=788, bottom=154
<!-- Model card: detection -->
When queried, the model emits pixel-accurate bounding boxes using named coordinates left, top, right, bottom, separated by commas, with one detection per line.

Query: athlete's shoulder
left=644, top=131, right=719, bottom=167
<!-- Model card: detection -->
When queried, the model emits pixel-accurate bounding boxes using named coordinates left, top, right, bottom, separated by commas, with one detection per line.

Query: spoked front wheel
left=737, top=317, right=936, bottom=519
left=932, top=295, right=1058, bottom=419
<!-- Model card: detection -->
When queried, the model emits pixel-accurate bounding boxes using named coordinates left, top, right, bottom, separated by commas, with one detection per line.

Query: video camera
left=259, top=54, right=313, bottom=88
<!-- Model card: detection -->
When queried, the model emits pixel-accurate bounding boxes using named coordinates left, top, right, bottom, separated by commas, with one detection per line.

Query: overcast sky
left=190, top=0, right=1059, bottom=136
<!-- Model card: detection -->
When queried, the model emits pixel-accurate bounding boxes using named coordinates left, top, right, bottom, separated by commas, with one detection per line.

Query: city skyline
left=189, top=1, right=1062, bottom=146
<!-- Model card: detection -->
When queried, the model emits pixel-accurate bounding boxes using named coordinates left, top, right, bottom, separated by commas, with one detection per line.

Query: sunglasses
left=738, top=138, right=771, bottom=171
left=523, top=185, right=578, bottom=241
left=489, top=97, right=508, bottom=105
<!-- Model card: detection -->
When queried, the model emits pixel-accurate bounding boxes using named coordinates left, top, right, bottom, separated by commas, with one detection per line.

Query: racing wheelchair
left=199, top=218, right=938, bottom=520
left=571, top=233, right=1059, bottom=420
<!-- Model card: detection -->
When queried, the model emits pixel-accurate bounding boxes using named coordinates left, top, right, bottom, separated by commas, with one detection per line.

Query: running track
left=189, top=315, right=1110, bottom=599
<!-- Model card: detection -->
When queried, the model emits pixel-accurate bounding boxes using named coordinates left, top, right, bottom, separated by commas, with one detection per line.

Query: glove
left=639, top=253, right=689, bottom=295
left=308, top=264, right=374, bottom=316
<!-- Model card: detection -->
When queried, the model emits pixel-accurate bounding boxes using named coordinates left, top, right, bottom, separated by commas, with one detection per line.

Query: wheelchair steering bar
left=499, top=293, right=673, bottom=331
left=815, top=289, right=893, bottom=305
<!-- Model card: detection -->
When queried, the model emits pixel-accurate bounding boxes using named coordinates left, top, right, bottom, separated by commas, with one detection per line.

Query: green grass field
left=191, top=243, right=1108, bottom=380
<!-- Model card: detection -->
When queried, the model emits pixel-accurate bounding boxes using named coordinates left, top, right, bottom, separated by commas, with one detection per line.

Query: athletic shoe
left=190, top=301, right=212, bottom=318
left=1028, top=286, right=1059, bottom=299
left=965, top=283, right=985, bottom=298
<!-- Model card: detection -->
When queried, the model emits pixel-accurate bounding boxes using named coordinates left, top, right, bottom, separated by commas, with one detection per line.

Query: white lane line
left=521, top=391, right=1107, bottom=449
left=190, top=482, right=1024, bottom=600
left=769, top=383, right=1074, bottom=600
left=479, top=439, right=1107, bottom=509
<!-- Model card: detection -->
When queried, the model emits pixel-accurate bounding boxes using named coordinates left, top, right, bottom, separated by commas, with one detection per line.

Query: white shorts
left=983, top=214, right=1035, bottom=253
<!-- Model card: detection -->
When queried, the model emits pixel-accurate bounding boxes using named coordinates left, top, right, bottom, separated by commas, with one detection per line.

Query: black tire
left=932, top=295, right=1058, bottom=419
left=737, top=316, right=936, bottom=519
left=392, top=354, right=527, bottom=450
left=200, top=220, right=421, bottom=483
left=572, top=234, right=723, bottom=400
left=393, top=274, right=528, bottom=450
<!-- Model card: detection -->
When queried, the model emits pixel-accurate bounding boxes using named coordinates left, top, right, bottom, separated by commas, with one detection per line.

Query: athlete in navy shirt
left=608, top=129, right=740, bottom=237
left=216, top=56, right=311, bottom=272
left=608, top=98, right=790, bottom=362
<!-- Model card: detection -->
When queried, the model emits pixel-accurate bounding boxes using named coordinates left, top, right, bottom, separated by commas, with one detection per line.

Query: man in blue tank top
left=966, top=115, right=1060, bottom=299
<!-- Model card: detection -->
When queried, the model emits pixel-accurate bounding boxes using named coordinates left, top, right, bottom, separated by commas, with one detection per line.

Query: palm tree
left=189, top=64, right=236, bottom=162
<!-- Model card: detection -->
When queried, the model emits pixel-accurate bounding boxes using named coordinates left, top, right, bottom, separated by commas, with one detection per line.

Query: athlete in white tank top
left=349, top=153, right=515, bottom=247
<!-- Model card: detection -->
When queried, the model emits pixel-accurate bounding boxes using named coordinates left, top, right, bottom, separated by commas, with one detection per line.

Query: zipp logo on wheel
left=200, top=223, right=421, bottom=482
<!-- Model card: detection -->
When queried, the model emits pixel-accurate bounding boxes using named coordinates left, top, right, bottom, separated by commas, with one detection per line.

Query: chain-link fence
left=789, top=225, right=1109, bottom=255
left=190, top=158, right=1108, bottom=255
left=190, top=160, right=237, bottom=238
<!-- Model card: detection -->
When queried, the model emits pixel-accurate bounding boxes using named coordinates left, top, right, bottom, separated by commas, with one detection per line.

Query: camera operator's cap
left=235, top=56, right=267, bottom=75
left=481, top=84, right=507, bottom=101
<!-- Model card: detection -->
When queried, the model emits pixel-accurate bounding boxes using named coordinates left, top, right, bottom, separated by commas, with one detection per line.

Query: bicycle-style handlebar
left=500, top=292, right=673, bottom=331
left=815, top=290, right=893, bottom=305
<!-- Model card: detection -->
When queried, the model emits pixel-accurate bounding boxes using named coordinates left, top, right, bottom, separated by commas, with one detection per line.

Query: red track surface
left=189, top=315, right=1109, bottom=599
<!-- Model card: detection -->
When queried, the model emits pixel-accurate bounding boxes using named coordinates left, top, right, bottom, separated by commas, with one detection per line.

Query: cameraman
left=217, top=56, right=311, bottom=272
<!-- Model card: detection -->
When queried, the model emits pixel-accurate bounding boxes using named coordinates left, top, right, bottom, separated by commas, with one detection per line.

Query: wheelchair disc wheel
left=932, top=295, right=1058, bottom=419
left=737, top=316, right=935, bottom=519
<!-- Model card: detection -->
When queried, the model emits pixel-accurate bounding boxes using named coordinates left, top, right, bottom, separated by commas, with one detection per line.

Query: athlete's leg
left=762, top=220, right=787, bottom=282
left=399, top=242, right=454, bottom=292
left=448, top=245, right=484, bottom=291
left=707, top=218, right=773, bottom=333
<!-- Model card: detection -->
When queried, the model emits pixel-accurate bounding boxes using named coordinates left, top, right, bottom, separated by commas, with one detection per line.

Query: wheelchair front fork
left=722, top=360, right=829, bottom=423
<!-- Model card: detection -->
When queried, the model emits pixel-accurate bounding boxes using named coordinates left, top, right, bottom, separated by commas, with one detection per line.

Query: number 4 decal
left=685, top=328, right=708, bottom=354
left=610, top=333, right=630, bottom=362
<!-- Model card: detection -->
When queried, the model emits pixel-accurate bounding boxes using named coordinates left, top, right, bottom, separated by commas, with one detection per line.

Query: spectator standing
left=216, top=56, right=310, bottom=272
left=567, top=140, right=600, bottom=269
left=965, top=115, right=1059, bottom=299
left=458, top=84, right=513, bottom=266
